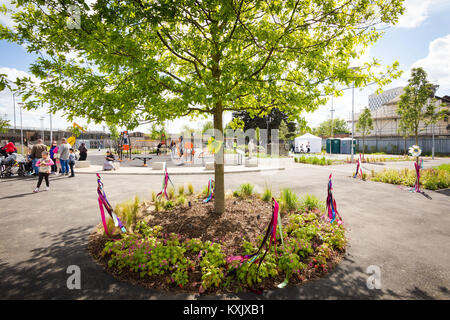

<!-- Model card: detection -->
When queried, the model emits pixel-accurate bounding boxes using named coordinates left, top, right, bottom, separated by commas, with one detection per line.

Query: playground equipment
left=117, top=131, right=132, bottom=161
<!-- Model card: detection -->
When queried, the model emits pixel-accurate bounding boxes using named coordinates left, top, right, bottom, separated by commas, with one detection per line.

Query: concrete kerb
left=75, top=165, right=285, bottom=175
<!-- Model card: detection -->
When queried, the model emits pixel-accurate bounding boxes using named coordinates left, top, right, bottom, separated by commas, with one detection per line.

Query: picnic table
left=132, top=155, right=153, bottom=166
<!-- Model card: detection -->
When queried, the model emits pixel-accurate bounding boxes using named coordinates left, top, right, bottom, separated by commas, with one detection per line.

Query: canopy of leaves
left=397, top=67, right=438, bottom=141
left=2, top=0, right=404, bottom=129
left=356, top=107, right=373, bottom=136
left=313, top=118, right=349, bottom=137
left=232, top=108, right=296, bottom=133
left=0, top=115, right=10, bottom=133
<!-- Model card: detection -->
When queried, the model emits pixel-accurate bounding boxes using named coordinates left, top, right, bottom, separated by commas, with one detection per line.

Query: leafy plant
left=279, top=188, right=299, bottom=213
left=237, top=183, right=254, bottom=198
left=168, top=187, right=175, bottom=200
left=262, top=185, right=272, bottom=202
left=300, top=194, right=325, bottom=212
left=187, top=183, right=194, bottom=195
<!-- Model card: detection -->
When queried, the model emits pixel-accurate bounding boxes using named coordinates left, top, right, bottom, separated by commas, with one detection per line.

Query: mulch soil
left=88, top=195, right=345, bottom=294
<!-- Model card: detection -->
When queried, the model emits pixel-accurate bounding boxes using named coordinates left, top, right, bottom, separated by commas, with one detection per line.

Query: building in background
left=350, top=87, right=450, bottom=154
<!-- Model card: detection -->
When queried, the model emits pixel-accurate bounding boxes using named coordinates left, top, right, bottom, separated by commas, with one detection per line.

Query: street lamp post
left=351, top=84, right=355, bottom=163
left=330, top=96, right=335, bottom=156
left=17, top=102, right=24, bottom=154
left=266, top=114, right=271, bottom=154
left=12, top=92, right=17, bottom=131
left=50, top=112, right=53, bottom=144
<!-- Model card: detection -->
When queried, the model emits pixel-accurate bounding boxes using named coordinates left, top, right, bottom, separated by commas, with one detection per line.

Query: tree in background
left=356, top=107, right=373, bottom=157
left=108, top=124, right=120, bottom=151
left=313, top=118, right=350, bottom=137
left=67, top=124, right=87, bottom=138
left=232, top=109, right=296, bottom=138
left=4, top=0, right=404, bottom=214
left=295, top=118, right=311, bottom=136
left=202, top=121, right=214, bottom=134
left=0, top=115, right=10, bottom=133
left=397, top=118, right=410, bottom=155
left=397, top=67, right=439, bottom=145
left=149, top=123, right=167, bottom=141
left=278, top=120, right=296, bottom=142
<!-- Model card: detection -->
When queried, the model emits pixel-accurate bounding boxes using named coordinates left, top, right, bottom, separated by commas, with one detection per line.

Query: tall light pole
left=17, top=102, right=24, bottom=154
left=40, top=116, right=45, bottom=141
left=49, top=112, right=53, bottom=144
left=351, top=84, right=355, bottom=163
left=349, top=66, right=360, bottom=163
left=12, top=92, right=17, bottom=131
left=330, top=96, right=335, bottom=156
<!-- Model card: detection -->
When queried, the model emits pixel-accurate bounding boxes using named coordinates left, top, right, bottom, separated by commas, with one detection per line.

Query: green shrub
left=164, top=200, right=174, bottom=210
left=178, top=185, right=185, bottom=196
left=114, top=195, right=140, bottom=230
left=300, top=194, right=324, bottom=212
left=279, top=188, right=299, bottom=212
left=187, top=183, right=194, bottom=195
left=168, top=187, right=175, bottom=200
left=237, top=183, right=254, bottom=198
left=101, top=194, right=347, bottom=292
left=371, top=167, right=450, bottom=190
left=262, top=185, right=272, bottom=202
left=151, top=191, right=156, bottom=202
left=177, top=195, right=186, bottom=206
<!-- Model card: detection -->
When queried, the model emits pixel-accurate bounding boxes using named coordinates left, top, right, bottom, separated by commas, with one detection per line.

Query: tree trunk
left=213, top=102, right=225, bottom=215
left=362, top=134, right=365, bottom=159
left=404, top=137, right=407, bottom=155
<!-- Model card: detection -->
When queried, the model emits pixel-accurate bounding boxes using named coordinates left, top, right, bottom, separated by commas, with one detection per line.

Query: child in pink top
left=34, top=151, right=54, bottom=193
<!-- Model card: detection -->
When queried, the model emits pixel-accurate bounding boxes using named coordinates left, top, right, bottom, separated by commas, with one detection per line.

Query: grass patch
left=295, top=156, right=335, bottom=166
left=235, top=183, right=254, bottom=198
left=300, top=194, right=325, bottom=212
left=371, top=167, right=450, bottom=190
left=279, top=188, right=299, bottom=213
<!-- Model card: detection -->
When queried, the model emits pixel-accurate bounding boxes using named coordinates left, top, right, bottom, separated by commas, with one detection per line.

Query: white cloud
left=396, top=0, right=432, bottom=28
left=411, top=34, right=450, bottom=91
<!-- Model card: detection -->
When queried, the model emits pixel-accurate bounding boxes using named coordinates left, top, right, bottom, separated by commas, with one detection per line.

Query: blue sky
left=1, top=0, right=450, bottom=133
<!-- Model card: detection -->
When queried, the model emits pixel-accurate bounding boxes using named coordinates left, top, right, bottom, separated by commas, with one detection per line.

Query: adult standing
left=31, top=139, right=47, bottom=176
left=58, top=138, right=71, bottom=176
left=78, top=143, right=88, bottom=161
left=49, top=141, right=58, bottom=173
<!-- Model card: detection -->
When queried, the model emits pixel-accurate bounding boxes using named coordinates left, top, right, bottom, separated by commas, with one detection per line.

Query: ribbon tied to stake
left=353, top=154, right=363, bottom=179
left=226, top=198, right=287, bottom=290
left=326, top=174, right=342, bottom=224
left=97, top=173, right=126, bottom=237
left=156, top=166, right=174, bottom=200
left=203, top=179, right=215, bottom=203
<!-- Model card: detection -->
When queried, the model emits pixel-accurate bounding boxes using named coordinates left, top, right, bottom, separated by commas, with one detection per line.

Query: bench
left=152, top=161, right=166, bottom=170
left=133, top=155, right=153, bottom=167
left=204, top=162, right=215, bottom=170
left=75, top=160, right=90, bottom=168
left=245, top=159, right=258, bottom=167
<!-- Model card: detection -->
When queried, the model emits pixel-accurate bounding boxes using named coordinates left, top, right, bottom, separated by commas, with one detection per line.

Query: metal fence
left=355, top=137, right=450, bottom=155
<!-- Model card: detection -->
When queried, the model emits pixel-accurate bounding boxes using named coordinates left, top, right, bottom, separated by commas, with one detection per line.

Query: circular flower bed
left=89, top=186, right=346, bottom=294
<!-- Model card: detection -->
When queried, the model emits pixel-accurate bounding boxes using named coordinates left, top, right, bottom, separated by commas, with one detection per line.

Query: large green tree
left=1, top=0, right=403, bottom=214
left=0, top=116, right=10, bottom=134
left=356, top=107, right=373, bottom=157
left=314, top=118, right=350, bottom=137
left=397, top=67, right=439, bottom=145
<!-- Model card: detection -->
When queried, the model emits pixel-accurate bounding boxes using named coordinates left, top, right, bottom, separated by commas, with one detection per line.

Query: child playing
left=68, top=148, right=77, bottom=177
left=33, top=151, right=54, bottom=193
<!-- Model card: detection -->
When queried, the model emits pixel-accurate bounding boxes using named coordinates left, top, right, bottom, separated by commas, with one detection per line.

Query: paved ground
left=0, top=158, right=449, bottom=299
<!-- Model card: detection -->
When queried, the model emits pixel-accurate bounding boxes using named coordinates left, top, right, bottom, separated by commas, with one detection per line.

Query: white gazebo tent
left=294, top=133, right=322, bottom=153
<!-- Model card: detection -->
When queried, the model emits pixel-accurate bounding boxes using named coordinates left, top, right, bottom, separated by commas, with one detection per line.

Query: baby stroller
left=0, top=153, right=27, bottom=178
